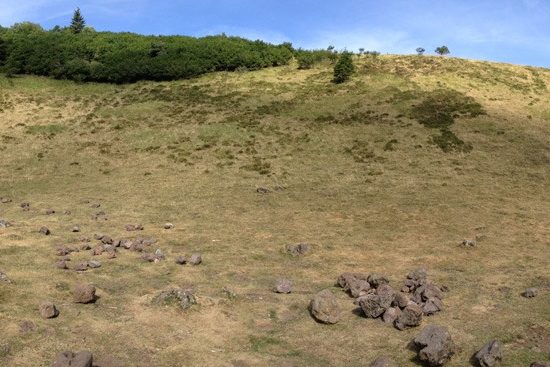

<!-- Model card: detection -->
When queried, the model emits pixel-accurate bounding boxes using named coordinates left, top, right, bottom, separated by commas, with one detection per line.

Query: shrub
left=435, top=46, right=450, bottom=56
left=333, top=52, right=355, bottom=84
left=416, top=47, right=425, bottom=56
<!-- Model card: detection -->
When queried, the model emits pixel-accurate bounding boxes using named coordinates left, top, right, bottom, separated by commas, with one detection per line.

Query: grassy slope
left=0, top=56, right=549, bottom=366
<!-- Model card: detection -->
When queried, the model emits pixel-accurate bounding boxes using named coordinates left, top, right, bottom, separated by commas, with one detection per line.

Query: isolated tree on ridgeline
left=358, top=48, right=365, bottom=56
left=435, top=46, right=450, bottom=56
left=333, top=51, right=355, bottom=84
left=416, top=47, right=425, bottom=56
left=70, top=8, right=86, bottom=34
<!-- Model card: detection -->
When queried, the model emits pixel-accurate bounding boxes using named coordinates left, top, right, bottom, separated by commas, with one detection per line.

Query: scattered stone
left=163, top=223, right=174, bottom=229
left=106, top=250, right=117, bottom=259
left=100, top=236, right=113, bottom=245
left=80, top=243, right=91, bottom=251
left=153, top=288, right=196, bottom=310
left=154, top=249, right=165, bottom=260
left=141, top=253, right=157, bottom=262
left=413, top=325, right=455, bottom=366
left=20, top=202, right=30, bottom=211
left=256, top=187, right=270, bottom=194
left=51, top=350, right=93, bottom=367
left=0, top=219, right=10, bottom=228
left=274, top=279, right=293, bottom=294
left=475, top=340, right=503, bottom=367
left=56, top=260, right=68, bottom=270
left=74, top=262, right=89, bottom=272
left=175, top=256, right=187, bottom=265
left=125, top=224, right=144, bottom=231
left=45, top=209, right=56, bottom=215
left=522, top=288, right=538, bottom=298
left=79, top=236, right=91, bottom=243
left=39, top=226, right=51, bottom=235
left=71, top=225, right=81, bottom=233
left=56, top=246, right=75, bottom=256
left=189, top=253, right=202, bottom=265
left=394, top=303, right=423, bottom=330
left=0, top=271, right=10, bottom=283
left=358, top=294, right=388, bottom=318
left=73, top=283, right=96, bottom=304
left=531, top=362, right=550, bottom=367
left=286, top=243, right=311, bottom=256
left=87, top=260, right=102, bottom=269
left=382, top=307, right=402, bottom=324
left=310, top=289, right=341, bottom=324
left=370, top=356, right=398, bottom=367
left=1, top=197, right=12, bottom=203
left=90, top=203, right=101, bottom=208
left=39, top=301, right=59, bottom=319
left=462, top=239, right=476, bottom=247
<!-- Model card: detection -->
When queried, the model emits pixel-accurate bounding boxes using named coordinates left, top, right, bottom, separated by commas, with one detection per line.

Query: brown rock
left=414, top=325, right=455, bottom=366
left=358, top=294, right=387, bottom=319
left=56, top=260, right=68, bottom=270
left=189, top=253, right=202, bottom=265
left=310, top=289, right=341, bottom=324
left=522, top=288, right=538, bottom=298
left=39, top=226, right=51, bottom=235
left=74, top=262, right=88, bottom=272
left=286, top=243, right=311, bottom=257
left=393, top=292, right=410, bottom=309
left=382, top=307, right=402, bottom=324
left=39, top=301, right=59, bottom=319
left=73, top=283, right=96, bottom=304
left=394, top=303, right=423, bottom=330
left=274, top=279, right=293, bottom=294
left=175, top=256, right=187, bottom=265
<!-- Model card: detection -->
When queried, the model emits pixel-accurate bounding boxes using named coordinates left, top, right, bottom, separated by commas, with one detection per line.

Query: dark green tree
left=416, top=47, right=425, bottom=55
left=70, top=8, right=86, bottom=34
left=435, top=46, right=450, bottom=56
left=333, top=51, right=354, bottom=84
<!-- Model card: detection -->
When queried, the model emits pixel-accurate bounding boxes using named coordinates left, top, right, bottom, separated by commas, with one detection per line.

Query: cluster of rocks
left=152, top=287, right=196, bottom=310
left=335, top=269, right=445, bottom=331
left=175, top=253, right=202, bottom=265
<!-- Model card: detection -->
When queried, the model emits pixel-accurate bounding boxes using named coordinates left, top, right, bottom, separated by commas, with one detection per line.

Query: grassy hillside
left=0, top=55, right=549, bottom=366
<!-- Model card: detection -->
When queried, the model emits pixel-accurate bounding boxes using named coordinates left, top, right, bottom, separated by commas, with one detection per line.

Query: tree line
left=0, top=11, right=293, bottom=83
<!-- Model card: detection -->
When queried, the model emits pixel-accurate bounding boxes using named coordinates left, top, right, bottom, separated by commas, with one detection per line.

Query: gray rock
left=423, top=297, right=444, bottom=315
left=74, top=262, right=88, bottom=272
left=462, top=239, right=476, bottom=247
left=0, top=271, right=10, bottom=283
left=39, top=301, right=59, bottom=319
left=393, top=292, right=410, bottom=309
left=382, top=307, right=402, bottom=324
left=39, top=226, right=51, bottom=235
left=73, top=283, right=96, bottom=304
left=522, top=288, right=538, bottom=298
left=51, top=351, right=93, bottom=367
left=414, top=325, right=455, bottom=366
left=189, top=253, right=202, bottom=265
left=87, top=260, right=102, bottom=269
left=394, top=303, right=423, bottom=330
left=370, top=356, right=398, bottom=367
left=125, top=224, right=144, bottom=231
left=531, top=362, right=550, bottom=367
left=475, top=340, right=503, bottom=367
left=175, top=256, right=187, bottom=265
left=310, top=289, right=341, bottom=324
left=163, top=223, right=174, bottom=229
left=45, top=209, right=56, bottom=215
left=56, top=260, right=68, bottom=270
left=154, top=249, right=165, bottom=260
left=377, top=284, right=396, bottom=309
left=0, top=197, right=12, bottom=203
left=286, top=243, right=311, bottom=257
left=274, top=279, right=293, bottom=294
left=0, top=219, right=10, bottom=228
left=358, top=294, right=387, bottom=319
left=71, top=225, right=81, bottom=233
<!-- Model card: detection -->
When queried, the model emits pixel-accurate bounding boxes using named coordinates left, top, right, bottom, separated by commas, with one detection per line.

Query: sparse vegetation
left=0, top=55, right=549, bottom=367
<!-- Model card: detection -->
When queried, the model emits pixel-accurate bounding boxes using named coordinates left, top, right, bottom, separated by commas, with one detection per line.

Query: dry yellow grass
left=0, top=56, right=549, bottom=366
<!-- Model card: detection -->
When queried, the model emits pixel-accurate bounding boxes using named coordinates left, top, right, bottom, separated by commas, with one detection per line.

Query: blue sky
left=1, top=0, right=549, bottom=67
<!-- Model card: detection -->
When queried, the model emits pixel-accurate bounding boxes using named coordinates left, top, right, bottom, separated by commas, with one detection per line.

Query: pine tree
left=70, top=8, right=85, bottom=34
left=333, top=52, right=355, bottom=84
